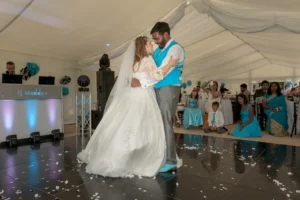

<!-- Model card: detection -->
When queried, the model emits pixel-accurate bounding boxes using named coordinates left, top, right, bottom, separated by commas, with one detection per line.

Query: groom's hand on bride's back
left=131, top=78, right=141, bottom=87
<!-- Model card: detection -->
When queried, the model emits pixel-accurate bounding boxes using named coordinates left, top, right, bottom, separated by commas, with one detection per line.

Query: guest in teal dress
left=183, top=134, right=203, bottom=148
left=262, top=82, right=288, bottom=137
left=231, top=94, right=262, bottom=138
left=183, top=89, right=203, bottom=129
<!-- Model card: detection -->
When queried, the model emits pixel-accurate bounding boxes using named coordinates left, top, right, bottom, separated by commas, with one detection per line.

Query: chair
left=255, top=103, right=267, bottom=130
left=178, top=110, right=184, bottom=125
left=250, top=95, right=255, bottom=105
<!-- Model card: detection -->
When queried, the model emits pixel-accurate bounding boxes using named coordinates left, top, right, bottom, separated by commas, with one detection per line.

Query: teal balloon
left=62, top=87, right=69, bottom=96
left=26, top=62, right=40, bottom=76
left=187, top=80, right=192, bottom=86
left=182, top=82, right=187, bottom=89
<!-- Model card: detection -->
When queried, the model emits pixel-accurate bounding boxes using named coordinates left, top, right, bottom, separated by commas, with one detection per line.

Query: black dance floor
left=0, top=134, right=298, bottom=200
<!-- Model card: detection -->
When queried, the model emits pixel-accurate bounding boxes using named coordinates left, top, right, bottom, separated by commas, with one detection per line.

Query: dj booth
left=0, top=84, right=63, bottom=143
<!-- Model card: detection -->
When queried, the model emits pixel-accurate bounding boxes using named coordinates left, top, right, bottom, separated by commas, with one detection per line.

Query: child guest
left=204, top=102, right=227, bottom=134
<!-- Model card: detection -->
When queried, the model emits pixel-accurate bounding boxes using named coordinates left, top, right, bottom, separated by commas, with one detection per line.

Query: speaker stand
left=76, top=92, right=92, bottom=147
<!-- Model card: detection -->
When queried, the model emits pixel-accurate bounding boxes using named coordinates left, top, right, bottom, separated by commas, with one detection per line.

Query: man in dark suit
left=254, top=80, right=269, bottom=100
left=6, top=61, right=15, bottom=74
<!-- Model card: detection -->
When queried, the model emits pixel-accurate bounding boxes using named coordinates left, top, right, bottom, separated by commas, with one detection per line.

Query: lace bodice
left=133, top=56, right=164, bottom=88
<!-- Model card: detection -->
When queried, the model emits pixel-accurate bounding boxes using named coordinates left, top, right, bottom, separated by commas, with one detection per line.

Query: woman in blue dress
left=262, top=82, right=288, bottom=137
left=183, top=89, right=203, bottom=129
left=231, top=94, right=262, bottom=138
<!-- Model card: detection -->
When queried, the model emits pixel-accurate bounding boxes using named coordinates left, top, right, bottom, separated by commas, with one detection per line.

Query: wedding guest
left=286, top=88, right=296, bottom=97
left=202, top=81, right=222, bottom=129
left=220, top=84, right=229, bottom=96
left=204, top=102, right=227, bottom=134
left=183, top=89, right=203, bottom=129
left=254, top=80, right=269, bottom=101
left=262, top=82, right=288, bottom=137
left=231, top=94, right=262, bottom=138
left=6, top=61, right=15, bottom=74
left=203, top=81, right=222, bottom=113
left=240, top=83, right=251, bottom=101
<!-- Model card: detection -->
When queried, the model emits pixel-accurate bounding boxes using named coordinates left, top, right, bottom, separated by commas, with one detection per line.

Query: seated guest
left=294, top=86, right=300, bottom=96
left=286, top=88, right=296, bottom=97
left=6, top=61, right=15, bottom=74
left=231, top=94, right=262, bottom=138
left=202, top=81, right=222, bottom=129
left=204, top=102, right=227, bottom=134
left=198, top=87, right=209, bottom=100
left=196, top=85, right=200, bottom=93
left=254, top=80, right=269, bottom=103
left=220, top=84, right=229, bottom=96
left=262, top=82, right=288, bottom=137
left=281, top=84, right=287, bottom=95
left=240, top=83, right=251, bottom=101
left=183, top=89, right=203, bottom=129
left=203, top=80, right=222, bottom=113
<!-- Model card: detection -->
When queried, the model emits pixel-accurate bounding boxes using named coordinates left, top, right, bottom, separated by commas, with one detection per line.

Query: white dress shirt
left=208, top=110, right=224, bottom=127
left=155, top=39, right=185, bottom=75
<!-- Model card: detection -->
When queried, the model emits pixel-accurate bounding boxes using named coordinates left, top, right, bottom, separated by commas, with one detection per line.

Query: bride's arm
left=133, top=56, right=178, bottom=88
left=146, top=56, right=178, bottom=81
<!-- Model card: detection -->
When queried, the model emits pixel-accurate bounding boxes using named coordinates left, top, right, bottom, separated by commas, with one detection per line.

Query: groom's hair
left=151, top=22, right=170, bottom=36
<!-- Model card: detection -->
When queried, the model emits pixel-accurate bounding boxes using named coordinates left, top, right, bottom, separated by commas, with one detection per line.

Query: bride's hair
left=134, top=36, right=149, bottom=66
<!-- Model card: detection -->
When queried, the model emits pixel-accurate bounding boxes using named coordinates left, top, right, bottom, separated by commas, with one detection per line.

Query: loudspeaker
left=96, top=71, right=115, bottom=112
left=92, top=111, right=102, bottom=129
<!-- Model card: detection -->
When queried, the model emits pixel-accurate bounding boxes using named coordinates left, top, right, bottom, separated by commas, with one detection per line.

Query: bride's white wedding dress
left=77, top=56, right=181, bottom=177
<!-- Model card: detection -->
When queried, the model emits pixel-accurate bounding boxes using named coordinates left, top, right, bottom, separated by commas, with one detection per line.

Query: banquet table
left=178, top=96, right=234, bottom=125
left=286, top=100, right=300, bottom=134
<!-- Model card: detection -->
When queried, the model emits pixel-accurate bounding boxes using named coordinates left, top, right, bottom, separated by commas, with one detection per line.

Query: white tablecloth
left=286, top=100, right=300, bottom=134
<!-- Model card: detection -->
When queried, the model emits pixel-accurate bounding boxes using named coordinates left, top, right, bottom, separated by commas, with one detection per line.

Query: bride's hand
left=168, top=56, right=179, bottom=68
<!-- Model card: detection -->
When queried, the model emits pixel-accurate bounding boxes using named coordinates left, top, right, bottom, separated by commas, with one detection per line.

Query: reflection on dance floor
left=0, top=135, right=298, bottom=199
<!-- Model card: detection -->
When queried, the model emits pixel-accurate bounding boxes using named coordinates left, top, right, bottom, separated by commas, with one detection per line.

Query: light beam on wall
left=26, top=99, right=37, bottom=130
left=1, top=100, right=15, bottom=134
left=48, top=99, right=57, bottom=127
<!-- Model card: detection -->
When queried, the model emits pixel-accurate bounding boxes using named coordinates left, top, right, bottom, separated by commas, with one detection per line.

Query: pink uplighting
left=1, top=100, right=15, bottom=134
left=48, top=99, right=57, bottom=127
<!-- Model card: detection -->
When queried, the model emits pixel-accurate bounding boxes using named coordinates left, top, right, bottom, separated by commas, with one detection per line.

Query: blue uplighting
left=28, top=153, right=39, bottom=184
left=26, top=99, right=37, bottom=130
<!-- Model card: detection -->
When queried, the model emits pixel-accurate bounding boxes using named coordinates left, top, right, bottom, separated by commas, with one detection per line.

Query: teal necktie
left=212, top=112, right=216, bottom=126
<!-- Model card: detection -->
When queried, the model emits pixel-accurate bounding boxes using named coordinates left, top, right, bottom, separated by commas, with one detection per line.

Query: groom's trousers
left=155, top=86, right=180, bottom=165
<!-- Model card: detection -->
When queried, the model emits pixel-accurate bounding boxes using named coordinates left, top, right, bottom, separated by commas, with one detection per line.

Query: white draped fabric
left=0, top=0, right=184, bottom=60
left=2, top=0, right=300, bottom=114
left=236, top=29, right=300, bottom=69
left=192, top=0, right=300, bottom=33
left=78, top=2, right=186, bottom=66
left=81, top=2, right=300, bottom=97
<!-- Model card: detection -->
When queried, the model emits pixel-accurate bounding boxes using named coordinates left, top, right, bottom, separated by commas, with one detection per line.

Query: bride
left=77, top=36, right=181, bottom=177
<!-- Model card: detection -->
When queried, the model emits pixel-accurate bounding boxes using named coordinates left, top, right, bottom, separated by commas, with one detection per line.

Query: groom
left=132, top=22, right=185, bottom=173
